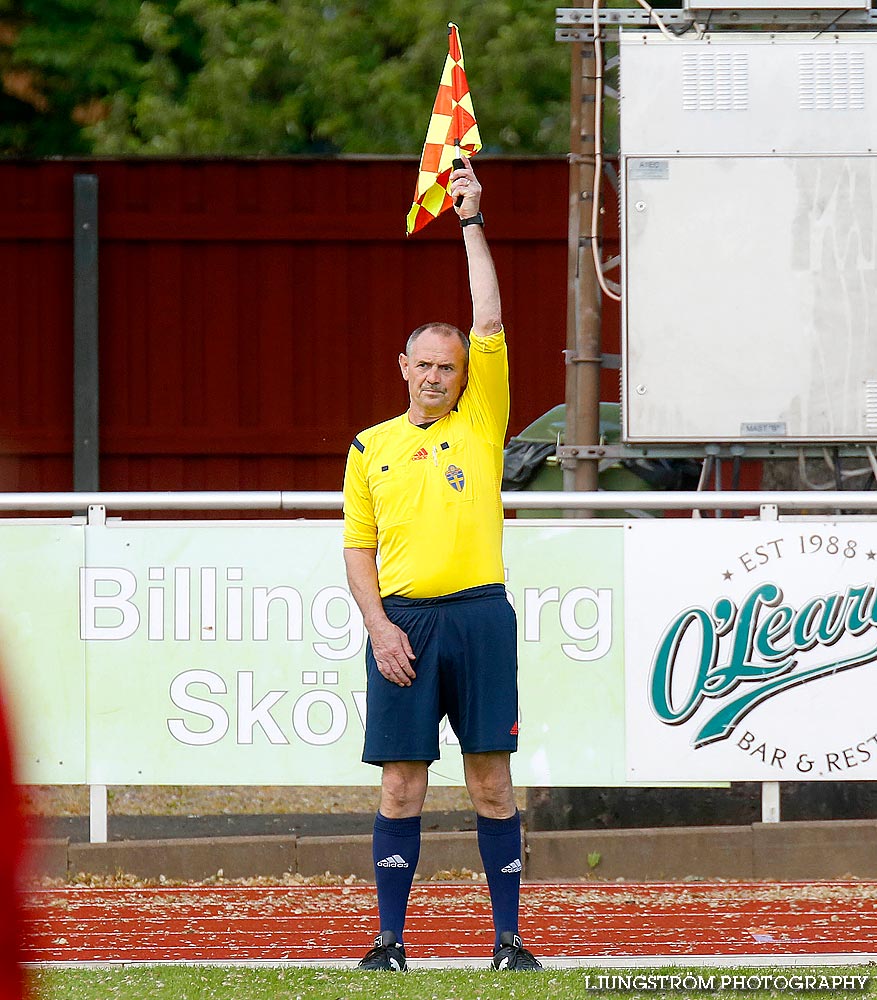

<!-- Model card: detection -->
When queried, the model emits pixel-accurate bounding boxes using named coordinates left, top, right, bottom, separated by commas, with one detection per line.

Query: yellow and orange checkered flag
left=406, top=23, right=482, bottom=236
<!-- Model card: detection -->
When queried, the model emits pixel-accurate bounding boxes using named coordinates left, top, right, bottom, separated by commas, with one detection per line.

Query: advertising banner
left=78, top=519, right=624, bottom=787
left=625, top=520, right=877, bottom=782
left=0, top=521, right=87, bottom=783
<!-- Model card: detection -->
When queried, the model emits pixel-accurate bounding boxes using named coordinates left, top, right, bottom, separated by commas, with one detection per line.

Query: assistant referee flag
left=406, top=23, right=482, bottom=236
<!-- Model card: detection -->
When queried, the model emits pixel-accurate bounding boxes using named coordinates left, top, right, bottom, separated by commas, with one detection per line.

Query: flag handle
left=453, top=143, right=464, bottom=208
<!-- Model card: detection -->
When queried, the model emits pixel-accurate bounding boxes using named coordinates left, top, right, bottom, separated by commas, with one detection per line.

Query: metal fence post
left=73, top=174, right=100, bottom=492
left=89, top=784, right=108, bottom=844
left=761, top=782, right=781, bottom=824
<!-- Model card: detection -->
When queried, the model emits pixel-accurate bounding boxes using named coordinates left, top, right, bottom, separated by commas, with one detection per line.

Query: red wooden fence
left=0, top=157, right=620, bottom=498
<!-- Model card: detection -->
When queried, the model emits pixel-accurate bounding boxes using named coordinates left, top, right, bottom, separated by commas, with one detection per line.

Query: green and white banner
left=2, top=519, right=624, bottom=786
left=625, top=520, right=877, bottom=782
left=12, top=515, right=874, bottom=787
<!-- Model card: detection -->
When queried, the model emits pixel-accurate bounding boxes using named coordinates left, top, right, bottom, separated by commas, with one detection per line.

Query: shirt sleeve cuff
left=469, top=327, right=506, bottom=352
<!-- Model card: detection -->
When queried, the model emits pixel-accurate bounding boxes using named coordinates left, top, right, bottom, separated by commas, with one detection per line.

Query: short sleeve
left=458, top=327, right=510, bottom=445
left=342, top=439, right=377, bottom=548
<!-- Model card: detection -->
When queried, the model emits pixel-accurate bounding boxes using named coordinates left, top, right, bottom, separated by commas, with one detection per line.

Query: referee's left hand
left=450, top=156, right=481, bottom=219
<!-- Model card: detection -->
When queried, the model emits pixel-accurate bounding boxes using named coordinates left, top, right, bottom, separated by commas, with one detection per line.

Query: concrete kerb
left=24, top=819, right=877, bottom=883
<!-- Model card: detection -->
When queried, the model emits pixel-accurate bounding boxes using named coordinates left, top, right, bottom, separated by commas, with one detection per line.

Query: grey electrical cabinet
left=620, top=32, right=877, bottom=443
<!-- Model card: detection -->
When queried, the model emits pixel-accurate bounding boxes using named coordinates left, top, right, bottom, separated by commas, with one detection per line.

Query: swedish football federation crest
left=445, top=464, right=465, bottom=491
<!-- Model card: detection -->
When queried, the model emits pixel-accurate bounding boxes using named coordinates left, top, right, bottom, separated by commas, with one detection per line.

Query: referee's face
left=400, top=329, right=469, bottom=424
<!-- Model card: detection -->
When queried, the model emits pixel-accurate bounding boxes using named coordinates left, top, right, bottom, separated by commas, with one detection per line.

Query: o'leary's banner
left=1, top=520, right=624, bottom=787
left=625, top=520, right=877, bottom=782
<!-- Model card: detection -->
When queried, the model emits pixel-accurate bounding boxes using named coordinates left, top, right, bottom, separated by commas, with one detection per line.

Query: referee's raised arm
left=450, top=158, right=502, bottom=339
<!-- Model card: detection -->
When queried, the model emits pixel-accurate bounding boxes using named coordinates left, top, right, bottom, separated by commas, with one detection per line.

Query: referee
left=342, top=159, right=541, bottom=972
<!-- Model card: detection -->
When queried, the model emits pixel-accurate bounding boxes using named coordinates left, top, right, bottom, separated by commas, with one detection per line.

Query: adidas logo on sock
left=500, top=858, right=522, bottom=874
left=377, top=854, right=410, bottom=868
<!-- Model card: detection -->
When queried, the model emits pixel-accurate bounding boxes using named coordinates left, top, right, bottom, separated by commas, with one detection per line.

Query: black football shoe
left=357, top=930, right=407, bottom=971
left=492, top=931, right=543, bottom=970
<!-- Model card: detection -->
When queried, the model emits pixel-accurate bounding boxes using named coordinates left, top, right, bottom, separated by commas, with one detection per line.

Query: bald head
left=405, top=322, right=469, bottom=365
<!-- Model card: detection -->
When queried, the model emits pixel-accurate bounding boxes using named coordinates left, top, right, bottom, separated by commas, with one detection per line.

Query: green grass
left=26, top=966, right=877, bottom=1000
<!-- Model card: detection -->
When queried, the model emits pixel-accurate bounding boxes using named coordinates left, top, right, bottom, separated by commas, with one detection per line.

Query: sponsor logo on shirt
left=412, top=447, right=428, bottom=461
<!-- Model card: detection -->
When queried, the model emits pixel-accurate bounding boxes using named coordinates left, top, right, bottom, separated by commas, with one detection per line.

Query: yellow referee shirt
left=343, top=329, right=509, bottom=598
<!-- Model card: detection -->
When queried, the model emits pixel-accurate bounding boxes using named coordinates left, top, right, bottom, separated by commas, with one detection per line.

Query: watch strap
left=460, top=212, right=484, bottom=228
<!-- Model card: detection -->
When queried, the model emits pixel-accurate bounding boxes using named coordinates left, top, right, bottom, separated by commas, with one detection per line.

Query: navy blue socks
left=373, top=810, right=520, bottom=950
left=372, top=811, right=421, bottom=945
left=476, top=811, right=522, bottom=950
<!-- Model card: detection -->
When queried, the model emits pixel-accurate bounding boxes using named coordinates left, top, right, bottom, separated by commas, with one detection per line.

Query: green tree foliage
left=0, top=0, right=573, bottom=155
left=0, top=0, right=149, bottom=154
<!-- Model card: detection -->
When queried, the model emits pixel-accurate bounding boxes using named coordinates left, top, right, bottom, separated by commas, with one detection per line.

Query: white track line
left=23, top=954, right=877, bottom=970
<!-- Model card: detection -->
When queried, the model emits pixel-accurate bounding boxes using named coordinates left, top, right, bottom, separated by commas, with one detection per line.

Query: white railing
left=1, top=489, right=877, bottom=512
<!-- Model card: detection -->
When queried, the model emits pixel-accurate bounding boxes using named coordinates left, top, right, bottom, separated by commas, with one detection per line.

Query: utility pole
left=527, top=4, right=605, bottom=834
left=563, top=0, right=602, bottom=508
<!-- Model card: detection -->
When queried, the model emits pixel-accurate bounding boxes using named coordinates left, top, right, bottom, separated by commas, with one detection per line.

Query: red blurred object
left=0, top=690, right=24, bottom=999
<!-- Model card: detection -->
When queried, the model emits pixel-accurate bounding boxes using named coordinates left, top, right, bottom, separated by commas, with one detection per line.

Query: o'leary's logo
left=445, top=464, right=465, bottom=492
left=650, top=581, right=877, bottom=748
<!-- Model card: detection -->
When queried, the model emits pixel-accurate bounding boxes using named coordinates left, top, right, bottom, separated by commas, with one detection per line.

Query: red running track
left=23, top=882, right=877, bottom=965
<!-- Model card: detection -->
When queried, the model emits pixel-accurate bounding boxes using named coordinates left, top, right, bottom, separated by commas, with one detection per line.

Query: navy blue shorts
left=362, top=584, right=519, bottom=765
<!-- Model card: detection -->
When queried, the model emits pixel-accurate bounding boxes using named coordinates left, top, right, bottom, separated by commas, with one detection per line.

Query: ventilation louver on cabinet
left=682, top=53, right=749, bottom=111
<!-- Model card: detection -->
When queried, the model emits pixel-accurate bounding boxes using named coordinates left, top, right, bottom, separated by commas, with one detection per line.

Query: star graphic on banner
left=722, top=570, right=733, bottom=580
left=868, top=551, right=876, bottom=560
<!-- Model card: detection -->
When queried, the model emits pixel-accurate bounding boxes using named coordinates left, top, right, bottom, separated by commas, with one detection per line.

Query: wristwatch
left=460, top=212, right=484, bottom=228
